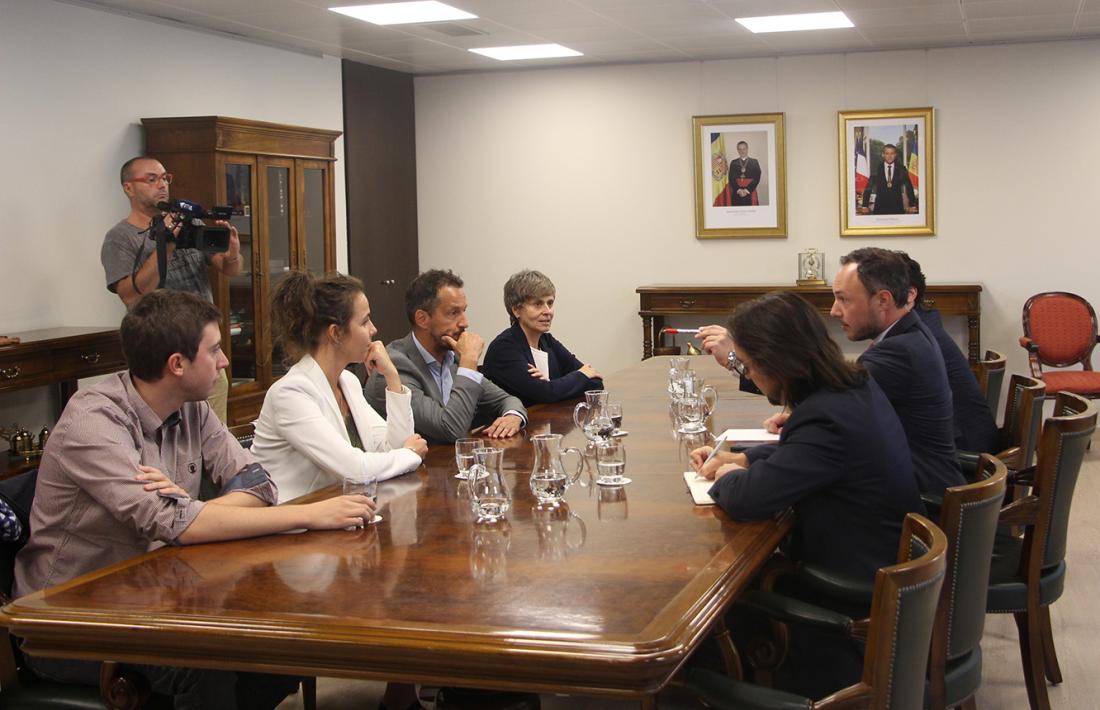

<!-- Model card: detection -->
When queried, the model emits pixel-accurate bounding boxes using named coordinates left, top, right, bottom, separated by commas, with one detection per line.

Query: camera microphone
left=157, top=198, right=207, bottom=217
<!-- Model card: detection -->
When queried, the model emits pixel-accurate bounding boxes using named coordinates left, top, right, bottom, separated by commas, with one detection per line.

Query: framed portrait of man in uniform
left=839, top=107, right=935, bottom=236
left=693, top=113, right=786, bottom=239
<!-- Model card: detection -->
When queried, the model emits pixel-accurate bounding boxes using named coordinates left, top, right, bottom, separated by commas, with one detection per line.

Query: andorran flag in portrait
left=711, top=133, right=733, bottom=207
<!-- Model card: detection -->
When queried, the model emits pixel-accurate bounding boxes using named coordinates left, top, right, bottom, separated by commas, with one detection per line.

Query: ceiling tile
left=967, top=15, right=1079, bottom=34
left=963, top=0, right=1084, bottom=20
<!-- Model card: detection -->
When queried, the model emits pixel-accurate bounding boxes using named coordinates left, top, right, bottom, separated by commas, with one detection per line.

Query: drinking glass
left=607, top=403, right=624, bottom=434
left=676, top=394, right=709, bottom=434
left=668, top=357, right=691, bottom=398
left=454, top=438, right=482, bottom=479
left=343, top=473, right=382, bottom=525
left=595, top=440, right=628, bottom=486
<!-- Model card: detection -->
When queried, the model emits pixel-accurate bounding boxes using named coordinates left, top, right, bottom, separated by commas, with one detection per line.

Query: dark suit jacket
left=860, top=161, right=915, bottom=214
left=917, top=308, right=999, bottom=453
left=729, top=156, right=761, bottom=206
left=365, top=332, right=526, bottom=445
left=708, top=377, right=923, bottom=581
left=481, top=322, right=603, bottom=406
left=859, top=310, right=965, bottom=496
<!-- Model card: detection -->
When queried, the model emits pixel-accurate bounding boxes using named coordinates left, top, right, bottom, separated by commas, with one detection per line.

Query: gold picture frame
left=839, top=107, right=935, bottom=236
left=693, top=113, right=786, bottom=239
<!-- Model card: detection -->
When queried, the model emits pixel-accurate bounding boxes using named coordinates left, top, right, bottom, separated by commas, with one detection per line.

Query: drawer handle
left=1, top=366, right=20, bottom=380
left=80, top=353, right=102, bottom=364
left=679, top=299, right=696, bottom=309
left=922, top=297, right=936, bottom=309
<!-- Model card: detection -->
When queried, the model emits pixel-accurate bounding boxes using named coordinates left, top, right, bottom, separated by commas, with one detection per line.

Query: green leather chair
left=681, top=513, right=947, bottom=710
left=986, top=391, right=1096, bottom=710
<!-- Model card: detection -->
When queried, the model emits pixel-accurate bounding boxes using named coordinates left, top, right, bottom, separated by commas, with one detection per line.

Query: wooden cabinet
left=1, top=327, right=126, bottom=478
left=142, top=116, right=342, bottom=427
left=637, top=283, right=983, bottom=363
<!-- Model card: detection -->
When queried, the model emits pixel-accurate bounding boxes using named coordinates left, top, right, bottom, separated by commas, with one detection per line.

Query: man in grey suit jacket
left=366, top=269, right=526, bottom=444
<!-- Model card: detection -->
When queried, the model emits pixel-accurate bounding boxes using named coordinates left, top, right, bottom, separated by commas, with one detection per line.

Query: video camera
left=151, top=199, right=233, bottom=254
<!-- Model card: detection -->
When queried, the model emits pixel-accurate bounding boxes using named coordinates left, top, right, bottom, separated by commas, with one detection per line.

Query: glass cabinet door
left=222, top=159, right=257, bottom=388
left=299, top=162, right=330, bottom=275
left=261, top=158, right=295, bottom=380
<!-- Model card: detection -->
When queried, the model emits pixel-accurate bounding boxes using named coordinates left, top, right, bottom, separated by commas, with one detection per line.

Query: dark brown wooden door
left=342, top=59, right=419, bottom=343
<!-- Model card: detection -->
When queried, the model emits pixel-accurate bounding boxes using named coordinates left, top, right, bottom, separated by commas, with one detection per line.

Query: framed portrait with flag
left=693, top=113, right=786, bottom=239
left=839, top=107, right=935, bottom=236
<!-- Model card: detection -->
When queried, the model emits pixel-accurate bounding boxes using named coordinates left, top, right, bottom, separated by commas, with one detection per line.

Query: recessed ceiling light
left=469, top=43, right=583, bottom=61
left=736, top=11, right=853, bottom=34
left=330, top=2, right=476, bottom=26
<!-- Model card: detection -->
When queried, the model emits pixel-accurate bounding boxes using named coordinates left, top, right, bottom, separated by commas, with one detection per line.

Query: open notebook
left=683, top=471, right=715, bottom=506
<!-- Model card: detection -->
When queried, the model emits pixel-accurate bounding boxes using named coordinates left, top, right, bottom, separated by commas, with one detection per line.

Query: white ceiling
left=67, top=0, right=1100, bottom=74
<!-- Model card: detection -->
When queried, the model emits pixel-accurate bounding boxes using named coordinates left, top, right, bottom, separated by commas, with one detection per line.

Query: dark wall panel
left=342, top=59, right=419, bottom=341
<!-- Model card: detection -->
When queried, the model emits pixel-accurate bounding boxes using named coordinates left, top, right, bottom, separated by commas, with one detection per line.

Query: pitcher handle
left=573, top=402, right=589, bottom=430
left=701, top=385, right=718, bottom=416
left=566, top=512, right=588, bottom=551
left=562, top=446, right=585, bottom=484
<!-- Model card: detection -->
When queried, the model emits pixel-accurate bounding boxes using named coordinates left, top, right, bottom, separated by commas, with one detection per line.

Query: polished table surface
left=1, top=356, right=790, bottom=700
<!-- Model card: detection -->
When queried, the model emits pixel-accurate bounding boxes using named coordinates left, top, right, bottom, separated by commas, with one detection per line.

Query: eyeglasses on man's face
left=127, top=172, right=173, bottom=186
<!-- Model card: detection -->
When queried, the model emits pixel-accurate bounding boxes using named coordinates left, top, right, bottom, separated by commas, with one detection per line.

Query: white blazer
left=251, top=355, right=422, bottom=503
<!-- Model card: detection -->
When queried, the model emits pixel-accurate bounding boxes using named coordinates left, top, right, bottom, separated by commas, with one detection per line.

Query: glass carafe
left=469, top=447, right=510, bottom=523
left=573, top=389, right=615, bottom=444
left=529, top=434, right=584, bottom=506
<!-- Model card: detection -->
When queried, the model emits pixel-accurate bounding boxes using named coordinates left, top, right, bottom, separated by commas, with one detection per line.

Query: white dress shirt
left=251, top=354, right=422, bottom=503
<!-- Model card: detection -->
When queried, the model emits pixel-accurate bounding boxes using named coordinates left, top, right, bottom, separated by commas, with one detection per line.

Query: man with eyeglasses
left=100, top=156, right=243, bottom=422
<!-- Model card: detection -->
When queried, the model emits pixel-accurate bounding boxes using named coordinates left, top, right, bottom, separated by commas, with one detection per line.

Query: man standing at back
left=831, top=247, right=964, bottom=496
left=366, top=269, right=526, bottom=444
left=101, top=156, right=244, bottom=422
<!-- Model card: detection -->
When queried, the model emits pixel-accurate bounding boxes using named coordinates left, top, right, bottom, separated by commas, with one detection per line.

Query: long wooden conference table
left=1, top=356, right=791, bottom=705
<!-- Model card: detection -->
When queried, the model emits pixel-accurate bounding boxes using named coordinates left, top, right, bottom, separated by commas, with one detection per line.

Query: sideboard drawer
left=55, top=338, right=126, bottom=378
left=643, top=293, right=733, bottom=312
left=0, top=354, right=53, bottom=388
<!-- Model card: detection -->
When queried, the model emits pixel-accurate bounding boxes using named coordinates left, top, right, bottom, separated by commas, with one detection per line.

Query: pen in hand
left=697, top=432, right=730, bottom=477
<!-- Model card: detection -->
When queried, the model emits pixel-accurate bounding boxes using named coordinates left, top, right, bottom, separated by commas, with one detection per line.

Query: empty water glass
left=455, top=438, right=482, bottom=479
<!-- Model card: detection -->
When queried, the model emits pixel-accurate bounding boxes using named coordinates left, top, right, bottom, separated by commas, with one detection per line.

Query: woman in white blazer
left=251, top=271, right=428, bottom=505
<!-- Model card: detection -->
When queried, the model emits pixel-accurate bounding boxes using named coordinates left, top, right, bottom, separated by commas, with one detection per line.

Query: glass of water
left=607, top=403, right=624, bottom=434
left=455, top=438, right=482, bottom=479
left=595, top=440, right=628, bottom=486
left=343, top=473, right=381, bottom=525
left=470, top=447, right=510, bottom=523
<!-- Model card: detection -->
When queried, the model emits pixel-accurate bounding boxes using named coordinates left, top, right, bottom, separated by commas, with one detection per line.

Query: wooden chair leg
left=639, top=695, right=657, bottom=710
left=301, top=676, right=317, bottom=710
left=958, top=697, right=977, bottom=710
left=711, top=617, right=744, bottom=682
left=1014, top=611, right=1052, bottom=710
left=1037, top=606, right=1062, bottom=684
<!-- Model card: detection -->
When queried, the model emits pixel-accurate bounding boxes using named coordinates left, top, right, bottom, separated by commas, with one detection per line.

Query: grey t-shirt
left=100, top=219, right=213, bottom=302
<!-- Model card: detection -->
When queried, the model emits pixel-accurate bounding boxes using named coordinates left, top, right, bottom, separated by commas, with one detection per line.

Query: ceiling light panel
left=330, top=2, right=476, bottom=25
left=469, top=43, right=583, bottom=60
left=736, top=11, right=854, bottom=33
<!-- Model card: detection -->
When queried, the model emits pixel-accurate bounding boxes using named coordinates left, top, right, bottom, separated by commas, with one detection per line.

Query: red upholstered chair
left=1019, top=292, right=1100, bottom=397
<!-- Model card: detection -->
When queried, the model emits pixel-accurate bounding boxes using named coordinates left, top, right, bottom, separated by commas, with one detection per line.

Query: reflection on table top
left=2, top=355, right=790, bottom=698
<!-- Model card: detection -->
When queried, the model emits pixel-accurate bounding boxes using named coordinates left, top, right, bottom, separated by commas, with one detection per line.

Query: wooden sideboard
left=0, top=327, right=126, bottom=477
left=637, top=284, right=983, bottom=363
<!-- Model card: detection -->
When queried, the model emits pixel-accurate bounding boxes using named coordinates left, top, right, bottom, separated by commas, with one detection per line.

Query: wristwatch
left=725, top=350, right=738, bottom=372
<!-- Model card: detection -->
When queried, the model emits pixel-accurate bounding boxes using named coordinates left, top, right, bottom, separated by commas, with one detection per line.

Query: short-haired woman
left=252, top=271, right=428, bottom=504
left=482, top=269, right=603, bottom=405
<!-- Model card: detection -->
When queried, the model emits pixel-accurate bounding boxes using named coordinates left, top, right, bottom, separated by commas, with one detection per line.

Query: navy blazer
left=860, top=310, right=965, bottom=496
left=482, top=322, right=603, bottom=406
left=709, top=377, right=924, bottom=581
left=917, top=308, right=999, bottom=453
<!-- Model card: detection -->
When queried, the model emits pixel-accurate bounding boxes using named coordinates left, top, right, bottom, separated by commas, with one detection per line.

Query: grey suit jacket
left=365, top=332, right=527, bottom=444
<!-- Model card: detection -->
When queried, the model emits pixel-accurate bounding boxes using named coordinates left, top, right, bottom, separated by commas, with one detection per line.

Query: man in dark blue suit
left=831, top=248, right=964, bottom=496
left=900, top=253, right=999, bottom=454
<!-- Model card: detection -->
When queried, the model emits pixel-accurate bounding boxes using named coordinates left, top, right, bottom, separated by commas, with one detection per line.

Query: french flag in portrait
left=854, top=126, right=869, bottom=195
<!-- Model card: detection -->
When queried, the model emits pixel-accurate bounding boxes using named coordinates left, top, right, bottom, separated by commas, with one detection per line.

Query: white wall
left=0, top=0, right=346, bottom=428
left=415, top=41, right=1100, bottom=381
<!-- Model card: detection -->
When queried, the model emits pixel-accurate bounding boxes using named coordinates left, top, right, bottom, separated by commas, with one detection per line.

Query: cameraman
left=101, top=156, right=242, bottom=422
